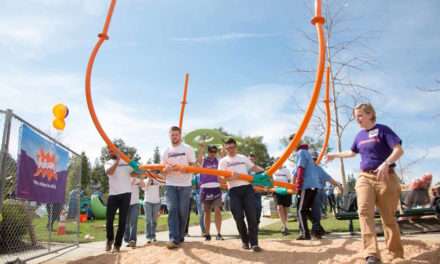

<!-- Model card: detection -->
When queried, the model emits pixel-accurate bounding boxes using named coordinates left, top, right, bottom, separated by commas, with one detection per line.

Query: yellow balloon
left=53, top=104, right=67, bottom=119
left=53, top=119, right=65, bottom=130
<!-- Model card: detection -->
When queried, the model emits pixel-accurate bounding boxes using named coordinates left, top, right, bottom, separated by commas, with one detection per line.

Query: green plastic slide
left=90, top=194, right=107, bottom=219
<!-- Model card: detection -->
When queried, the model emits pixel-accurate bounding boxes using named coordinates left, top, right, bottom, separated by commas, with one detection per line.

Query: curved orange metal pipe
left=85, top=0, right=131, bottom=164
left=139, top=164, right=296, bottom=190
left=84, top=0, right=329, bottom=193
left=178, top=73, right=190, bottom=130
left=316, top=65, right=331, bottom=164
left=266, top=0, right=326, bottom=176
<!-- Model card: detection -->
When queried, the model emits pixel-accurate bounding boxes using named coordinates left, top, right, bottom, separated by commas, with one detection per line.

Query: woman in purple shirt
left=327, top=103, right=404, bottom=264
left=197, top=144, right=224, bottom=241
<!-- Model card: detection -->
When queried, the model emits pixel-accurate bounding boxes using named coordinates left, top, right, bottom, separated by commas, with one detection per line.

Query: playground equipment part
left=315, top=66, right=331, bottom=165
left=90, top=194, right=107, bottom=219
left=85, top=0, right=327, bottom=193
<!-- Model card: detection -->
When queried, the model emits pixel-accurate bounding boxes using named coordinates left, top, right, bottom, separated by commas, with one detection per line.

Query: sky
left=1, top=0, right=439, bottom=184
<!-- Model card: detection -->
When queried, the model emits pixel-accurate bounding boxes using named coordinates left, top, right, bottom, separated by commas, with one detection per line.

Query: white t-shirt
left=129, top=178, right=141, bottom=205
left=273, top=167, right=292, bottom=183
left=162, top=143, right=196, bottom=187
left=105, top=159, right=133, bottom=196
left=143, top=178, right=161, bottom=204
left=218, top=154, right=254, bottom=189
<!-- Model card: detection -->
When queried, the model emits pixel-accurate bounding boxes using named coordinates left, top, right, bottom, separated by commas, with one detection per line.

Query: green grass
left=31, top=212, right=231, bottom=243
left=259, top=213, right=361, bottom=240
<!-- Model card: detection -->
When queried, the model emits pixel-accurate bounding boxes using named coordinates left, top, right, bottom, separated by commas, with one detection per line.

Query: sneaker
left=105, top=240, right=113, bottom=252
left=296, top=235, right=311, bottom=240
left=311, top=232, right=322, bottom=240
left=282, top=227, right=289, bottom=236
left=205, top=234, right=211, bottom=241
left=251, top=245, right=262, bottom=252
left=128, top=240, right=136, bottom=248
left=112, top=246, right=120, bottom=253
left=365, top=256, right=381, bottom=264
left=242, top=243, right=250, bottom=250
left=166, top=241, right=179, bottom=249
left=152, top=238, right=157, bottom=243
left=146, top=239, right=152, bottom=244
left=216, top=234, right=224, bottom=240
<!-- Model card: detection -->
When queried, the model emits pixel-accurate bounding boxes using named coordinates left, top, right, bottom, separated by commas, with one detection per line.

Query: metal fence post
left=0, top=109, right=13, bottom=213
left=76, top=159, right=82, bottom=246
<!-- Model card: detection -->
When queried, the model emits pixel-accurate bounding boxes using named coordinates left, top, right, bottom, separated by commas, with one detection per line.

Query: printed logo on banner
left=16, top=124, right=69, bottom=204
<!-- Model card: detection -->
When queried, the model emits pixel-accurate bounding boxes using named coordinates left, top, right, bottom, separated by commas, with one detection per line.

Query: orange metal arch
left=178, top=73, right=190, bottom=130
left=315, top=65, right=331, bottom=164
left=85, top=0, right=326, bottom=192
left=266, top=0, right=326, bottom=176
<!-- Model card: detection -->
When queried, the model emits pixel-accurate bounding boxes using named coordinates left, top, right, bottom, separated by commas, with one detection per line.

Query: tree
left=219, top=129, right=272, bottom=168
left=237, top=136, right=273, bottom=168
left=279, top=135, right=325, bottom=158
left=100, top=139, right=141, bottom=163
left=79, top=152, right=91, bottom=193
left=66, top=155, right=81, bottom=198
left=291, top=0, right=378, bottom=189
left=153, top=146, right=161, bottom=164
left=90, top=159, right=107, bottom=193
left=2, top=153, right=17, bottom=200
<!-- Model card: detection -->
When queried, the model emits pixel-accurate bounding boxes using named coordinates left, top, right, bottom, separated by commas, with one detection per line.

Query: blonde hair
left=354, top=103, right=376, bottom=122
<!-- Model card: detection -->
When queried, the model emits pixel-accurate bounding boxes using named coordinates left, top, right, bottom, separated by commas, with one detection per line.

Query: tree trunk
left=327, top=43, right=347, bottom=192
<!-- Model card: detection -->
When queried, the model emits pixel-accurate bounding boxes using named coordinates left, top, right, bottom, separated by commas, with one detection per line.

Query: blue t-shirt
left=316, top=166, right=333, bottom=189
left=351, top=123, right=401, bottom=171
left=295, top=149, right=320, bottom=189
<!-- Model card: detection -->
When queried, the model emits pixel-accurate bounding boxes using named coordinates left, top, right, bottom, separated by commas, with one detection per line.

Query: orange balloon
left=53, top=104, right=68, bottom=119
left=53, top=119, right=65, bottom=130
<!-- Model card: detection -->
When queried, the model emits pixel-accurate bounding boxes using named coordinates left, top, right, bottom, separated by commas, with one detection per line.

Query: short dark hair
left=288, top=133, right=296, bottom=141
left=249, top=153, right=256, bottom=158
left=169, top=126, right=181, bottom=133
left=224, top=138, right=237, bottom=146
left=207, top=145, right=218, bottom=152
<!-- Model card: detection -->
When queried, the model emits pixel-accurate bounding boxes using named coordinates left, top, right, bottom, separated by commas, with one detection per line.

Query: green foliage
left=90, top=160, right=107, bottom=193
left=3, top=154, right=17, bottom=200
left=184, top=128, right=273, bottom=167
left=347, top=173, right=357, bottom=193
left=0, top=200, right=29, bottom=248
left=80, top=152, right=91, bottom=193
left=279, top=135, right=325, bottom=154
left=100, top=138, right=141, bottom=163
left=153, top=146, right=161, bottom=164
left=237, top=136, right=273, bottom=168
left=66, top=156, right=81, bottom=198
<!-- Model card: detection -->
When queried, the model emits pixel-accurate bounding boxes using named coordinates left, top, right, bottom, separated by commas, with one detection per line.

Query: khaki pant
left=355, top=171, right=404, bottom=259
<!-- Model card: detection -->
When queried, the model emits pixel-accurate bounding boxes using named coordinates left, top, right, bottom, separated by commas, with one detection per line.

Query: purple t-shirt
left=351, top=123, right=402, bottom=171
left=200, top=157, right=219, bottom=187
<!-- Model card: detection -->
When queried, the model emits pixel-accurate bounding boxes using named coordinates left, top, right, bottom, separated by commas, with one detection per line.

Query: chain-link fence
left=0, top=109, right=81, bottom=263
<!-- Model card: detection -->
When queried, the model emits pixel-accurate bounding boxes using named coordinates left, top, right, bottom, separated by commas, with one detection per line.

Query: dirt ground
left=68, top=237, right=440, bottom=264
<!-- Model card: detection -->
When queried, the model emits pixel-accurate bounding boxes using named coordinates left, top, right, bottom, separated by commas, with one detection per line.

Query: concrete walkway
left=30, top=214, right=279, bottom=264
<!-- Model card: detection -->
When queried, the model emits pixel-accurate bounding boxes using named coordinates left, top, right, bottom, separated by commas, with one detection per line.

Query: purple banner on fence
left=16, top=124, right=69, bottom=203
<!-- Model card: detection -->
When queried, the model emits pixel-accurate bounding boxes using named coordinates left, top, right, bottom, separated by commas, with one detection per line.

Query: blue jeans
left=124, top=204, right=139, bottom=242
left=195, top=193, right=206, bottom=234
left=166, top=186, right=192, bottom=243
left=144, top=202, right=161, bottom=239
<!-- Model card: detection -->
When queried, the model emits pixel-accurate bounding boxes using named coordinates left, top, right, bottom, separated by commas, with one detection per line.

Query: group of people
left=104, top=102, right=407, bottom=264
left=104, top=148, right=162, bottom=251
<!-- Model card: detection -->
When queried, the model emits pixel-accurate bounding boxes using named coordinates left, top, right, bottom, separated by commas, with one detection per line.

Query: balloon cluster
left=52, top=104, right=69, bottom=131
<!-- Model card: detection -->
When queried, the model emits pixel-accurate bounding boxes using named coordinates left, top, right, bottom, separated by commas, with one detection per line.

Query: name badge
left=368, top=128, right=379, bottom=138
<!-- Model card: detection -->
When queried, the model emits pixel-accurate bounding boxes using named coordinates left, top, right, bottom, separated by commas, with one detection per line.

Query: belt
left=361, top=168, right=395, bottom=175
